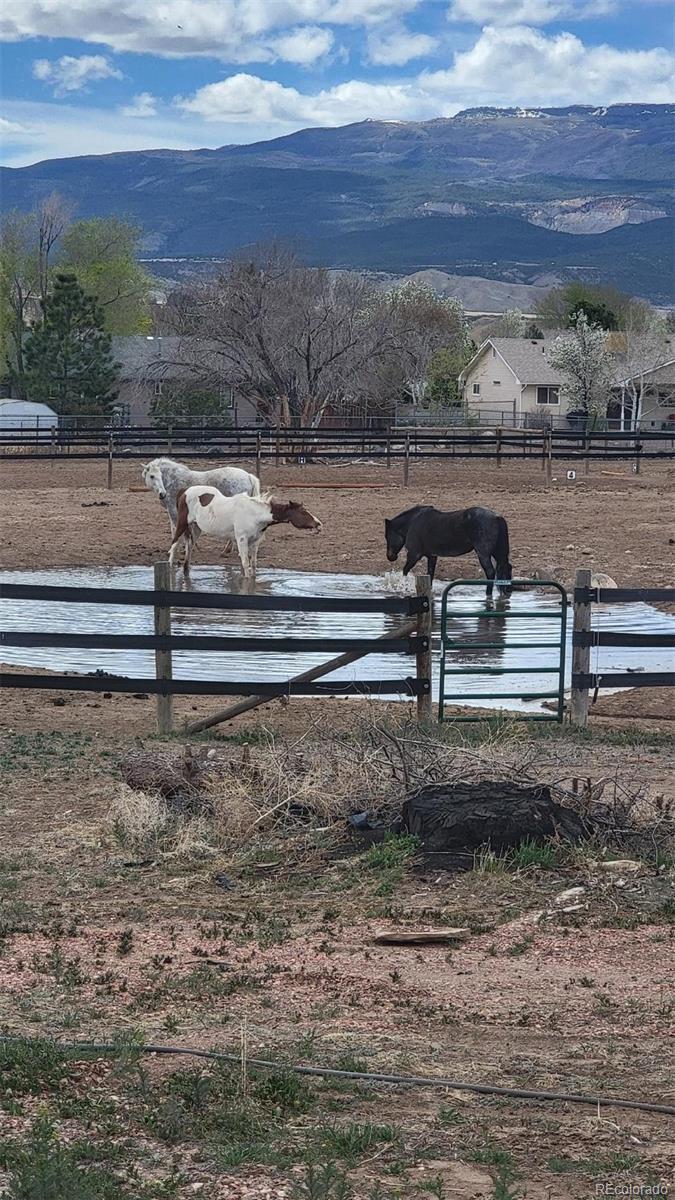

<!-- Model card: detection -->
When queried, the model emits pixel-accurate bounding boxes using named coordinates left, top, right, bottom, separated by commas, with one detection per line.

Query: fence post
left=545, top=429, right=552, bottom=485
left=571, top=567, right=591, bottom=728
left=256, top=430, right=262, bottom=482
left=167, top=423, right=173, bottom=457
left=496, top=426, right=502, bottom=468
left=403, top=433, right=411, bottom=487
left=107, top=433, right=114, bottom=489
left=634, top=440, right=642, bottom=475
left=415, top=574, right=433, bottom=724
left=153, top=560, right=173, bottom=735
left=584, top=427, right=591, bottom=477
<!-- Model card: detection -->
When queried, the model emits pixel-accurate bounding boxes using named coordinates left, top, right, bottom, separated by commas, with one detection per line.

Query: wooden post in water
left=403, top=433, right=411, bottom=487
left=415, top=574, right=433, bottom=724
left=153, top=560, right=173, bottom=735
left=107, top=433, right=114, bottom=489
left=571, top=567, right=591, bottom=728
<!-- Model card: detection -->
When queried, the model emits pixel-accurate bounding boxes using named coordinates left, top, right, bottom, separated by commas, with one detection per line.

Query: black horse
left=385, top=504, right=513, bottom=596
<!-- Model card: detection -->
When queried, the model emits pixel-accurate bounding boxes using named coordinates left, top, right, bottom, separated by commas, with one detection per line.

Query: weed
left=549, top=1153, right=640, bottom=1175
left=508, top=839, right=563, bottom=870
left=316, top=1122, right=399, bottom=1164
left=0, top=1037, right=68, bottom=1096
left=365, top=835, right=419, bottom=872
left=492, top=1168, right=522, bottom=1199
left=506, top=934, right=534, bottom=957
left=292, top=1161, right=354, bottom=1200
left=117, top=928, right=134, bottom=956
left=470, top=1147, right=515, bottom=1171
left=437, top=1106, right=464, bottom=1126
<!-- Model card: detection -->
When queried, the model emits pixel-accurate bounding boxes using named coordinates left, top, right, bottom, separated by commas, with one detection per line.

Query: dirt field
left=1, top=455, right=674, bottom=586
left=0, top=455, right=674, bottom=1198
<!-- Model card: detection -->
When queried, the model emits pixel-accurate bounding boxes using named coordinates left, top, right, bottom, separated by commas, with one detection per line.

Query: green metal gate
left=439, top=579, right=568, bottom=723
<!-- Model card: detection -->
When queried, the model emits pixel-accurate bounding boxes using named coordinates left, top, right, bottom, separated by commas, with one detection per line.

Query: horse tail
left=171, top=489, right=190, bottom=548
left=495, top=516, right=512, bottom=583
left=250, top=472, right=262, bottom=498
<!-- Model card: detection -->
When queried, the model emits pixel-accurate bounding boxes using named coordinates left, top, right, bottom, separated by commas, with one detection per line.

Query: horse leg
left=476, top=551, right=496, bottom=598
left=236, top=534, right=251, bottom=579
left=402, top=550, right=422, bottom=577
left=249, top=534, right=264, bottom=577
left=426, top=554, right=437, bottom=583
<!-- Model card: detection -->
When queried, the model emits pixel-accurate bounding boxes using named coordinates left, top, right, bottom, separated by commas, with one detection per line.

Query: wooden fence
left=1, top=424, right=673, bottom=480
left=570, top=568, right=675, bottom=726
left=0, top=567, right=433, bottom=733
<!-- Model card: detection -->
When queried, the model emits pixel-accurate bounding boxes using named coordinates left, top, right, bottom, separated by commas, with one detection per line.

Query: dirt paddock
left=0, top=454, right=674, bottom=1199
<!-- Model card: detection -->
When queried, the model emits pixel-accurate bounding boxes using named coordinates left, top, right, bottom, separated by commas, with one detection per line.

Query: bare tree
left=610, top=303, right=670, bottom=429
left=37, top=192, right=72, bottom=308
left=180, top=246, right=406, bottom=426
left=0, top=212, right=38, bottom=393
left=380, top=281, right=468, bottom=407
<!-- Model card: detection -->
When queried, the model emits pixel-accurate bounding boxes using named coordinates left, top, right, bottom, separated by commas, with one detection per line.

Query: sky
left=1, top=0, right=673, bottom=167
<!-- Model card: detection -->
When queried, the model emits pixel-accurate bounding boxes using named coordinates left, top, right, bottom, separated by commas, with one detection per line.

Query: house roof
left=461, top=338, right=567, bottom=387
left=111, top=336, right=226, bottom=381
left=0, top=399, right=57, bottom=416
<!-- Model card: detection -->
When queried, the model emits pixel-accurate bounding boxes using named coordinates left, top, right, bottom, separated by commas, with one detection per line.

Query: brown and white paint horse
left=169, top=486, right=321, bottom=579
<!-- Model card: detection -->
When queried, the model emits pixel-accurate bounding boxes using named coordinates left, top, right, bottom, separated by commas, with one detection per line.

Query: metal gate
left=439, top=579, right=568, bottom=723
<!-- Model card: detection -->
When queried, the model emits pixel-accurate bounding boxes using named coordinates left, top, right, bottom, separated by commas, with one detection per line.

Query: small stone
left=51, top=697, right=66, bottom=707
left=565, top=544, right=575, bottom=550
left=581, top=547, right=593, bottom=555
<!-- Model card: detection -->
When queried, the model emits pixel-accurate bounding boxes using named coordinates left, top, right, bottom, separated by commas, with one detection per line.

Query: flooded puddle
left=1, top=566, right=673, bottom=713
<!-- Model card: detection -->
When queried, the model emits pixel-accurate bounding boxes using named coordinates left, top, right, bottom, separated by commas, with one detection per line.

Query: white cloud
left=270, top=25, right=334, bottom=64
left=175, top=26, right=674, bottom=128
left=448, top=0, right=616, bottom=23
left=120, top=92, right=158, bottom=117
left=2, top=0, right=420, bottom=60
left=422, top=24, right=675, bottom=106
left=367, top=26, right=438, bottom=66
left=0, top=115, right=31, bottom=134
left=32, top=54, right=122, bottom=95
left=176, top=72, right=426, bottom=125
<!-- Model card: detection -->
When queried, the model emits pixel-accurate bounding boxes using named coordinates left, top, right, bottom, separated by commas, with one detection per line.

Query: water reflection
left=1, top=566, right=673, bottom=713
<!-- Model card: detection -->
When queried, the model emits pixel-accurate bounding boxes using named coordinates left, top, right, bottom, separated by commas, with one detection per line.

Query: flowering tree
left=610, top=304, right=669, bottom=426
left=380, top=282, right=469, bottom=406
left=546, top=313, right=614, bottom=424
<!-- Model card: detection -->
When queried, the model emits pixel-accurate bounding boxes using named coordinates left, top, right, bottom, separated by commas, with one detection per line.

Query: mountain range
left=2, top=104, right=673, bottom=303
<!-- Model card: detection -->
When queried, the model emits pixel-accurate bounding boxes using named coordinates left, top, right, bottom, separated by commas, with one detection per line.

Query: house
left=0, top=398, right=58, bottom=436
left=458, top=338, right=568, bottom=428
left=612, top=359, right=675, bottom=431
left=111, top=336, right=260, bottom=426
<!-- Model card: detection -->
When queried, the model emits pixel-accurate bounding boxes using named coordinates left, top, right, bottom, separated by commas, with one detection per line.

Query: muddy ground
left=0, top=455, right=674, bottom=1198
left=1, top=455, right=674, bottom=587
left=0, top=718, right=673, bottom=1199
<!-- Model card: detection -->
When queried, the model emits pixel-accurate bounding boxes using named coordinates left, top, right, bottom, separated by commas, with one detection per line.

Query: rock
left=554, top=886, right=586, bottom=905
left=581, top=547, right=593, bottom=555
left=401, top=781, right=588, bottom=853
left=595, top=859, right=641, bottom=873
left=51, top=697, right=66, bottom=707
left=565, top=544, right=575, bottom=550
left=591, top=572, right=618, bottom=589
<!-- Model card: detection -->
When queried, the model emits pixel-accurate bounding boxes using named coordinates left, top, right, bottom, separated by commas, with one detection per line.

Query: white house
left=0, top=399, right=58, bottom=435
left=458, top=338, right=568, bottom=428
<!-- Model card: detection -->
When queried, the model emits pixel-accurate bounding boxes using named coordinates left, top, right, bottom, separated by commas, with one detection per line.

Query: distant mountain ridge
left=2, top=104, right=673, bottom=302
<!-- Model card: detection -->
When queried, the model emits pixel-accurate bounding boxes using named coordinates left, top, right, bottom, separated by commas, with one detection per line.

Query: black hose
left=2, top=1038, right=673, bottom=1118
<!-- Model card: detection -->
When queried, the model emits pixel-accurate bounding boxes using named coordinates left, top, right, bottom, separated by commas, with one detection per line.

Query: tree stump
left=401, top=782, right=587, bottom=853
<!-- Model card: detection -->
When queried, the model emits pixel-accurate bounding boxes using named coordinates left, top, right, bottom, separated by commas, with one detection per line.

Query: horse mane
left=390, top=504, right=431, bottom=524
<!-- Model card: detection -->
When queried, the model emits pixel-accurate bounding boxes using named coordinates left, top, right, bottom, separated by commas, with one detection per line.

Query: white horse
left=142, top=457, right=261, bottom=533
left=169, top=485, right=322, bottom=579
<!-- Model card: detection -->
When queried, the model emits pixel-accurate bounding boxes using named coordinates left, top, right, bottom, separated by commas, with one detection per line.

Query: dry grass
left=106, top=714, right=675, bottom=871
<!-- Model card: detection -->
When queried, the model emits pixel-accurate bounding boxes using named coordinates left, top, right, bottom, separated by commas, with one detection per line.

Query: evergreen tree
left=23, top=272, right=120, bottom=415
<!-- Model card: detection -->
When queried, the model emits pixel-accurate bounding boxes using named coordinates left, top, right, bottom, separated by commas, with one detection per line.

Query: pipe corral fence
left=0, top=423, right=673, bottom=491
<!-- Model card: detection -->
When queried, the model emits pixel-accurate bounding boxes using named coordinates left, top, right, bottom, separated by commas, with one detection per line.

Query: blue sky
left=1, top=0, right=673, bottom=166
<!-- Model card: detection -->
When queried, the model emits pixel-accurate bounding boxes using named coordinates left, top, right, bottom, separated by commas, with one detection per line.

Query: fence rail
left=570, top=571, right=675, bottom=725
left=1, top=570, right=433, bottom=732
left=1, top=424, right=673, bottom=469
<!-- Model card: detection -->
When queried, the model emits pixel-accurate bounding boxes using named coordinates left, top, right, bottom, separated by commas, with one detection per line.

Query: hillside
left=2, top=104, right=673, bottom=301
